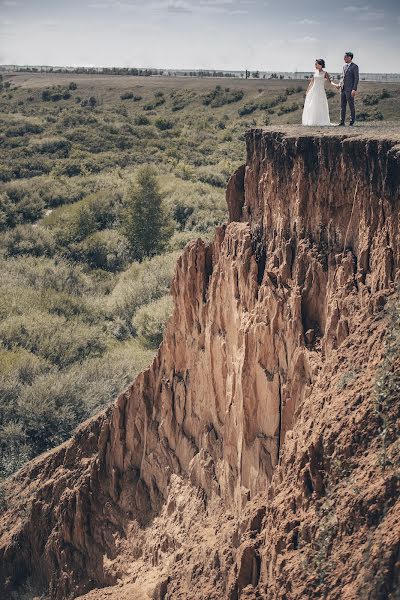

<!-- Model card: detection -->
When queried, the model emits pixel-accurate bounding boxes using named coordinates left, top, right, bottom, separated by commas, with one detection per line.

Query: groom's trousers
left=341, top=90, right=356, bottom=123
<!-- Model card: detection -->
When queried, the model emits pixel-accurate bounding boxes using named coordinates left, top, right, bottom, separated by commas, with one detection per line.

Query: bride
left=302, top=59, right=337, bottom=126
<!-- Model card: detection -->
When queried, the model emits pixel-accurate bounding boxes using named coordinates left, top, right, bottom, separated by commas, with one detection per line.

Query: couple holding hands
left=302, top=51, right=359, bottom=127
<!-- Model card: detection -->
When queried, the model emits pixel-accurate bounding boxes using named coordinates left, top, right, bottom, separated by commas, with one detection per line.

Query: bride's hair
left=315, top=59, right=326, bottom=68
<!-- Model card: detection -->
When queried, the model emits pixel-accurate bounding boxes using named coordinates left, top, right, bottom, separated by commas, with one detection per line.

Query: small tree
left=122, top=166, right=173, bottom=261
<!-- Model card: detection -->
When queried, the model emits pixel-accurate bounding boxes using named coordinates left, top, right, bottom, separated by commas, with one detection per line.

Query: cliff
left=1, top=127, right=399, bottom=600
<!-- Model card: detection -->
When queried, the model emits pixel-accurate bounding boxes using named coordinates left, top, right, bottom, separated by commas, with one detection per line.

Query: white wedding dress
left=302, top=69, right=331, bottom=126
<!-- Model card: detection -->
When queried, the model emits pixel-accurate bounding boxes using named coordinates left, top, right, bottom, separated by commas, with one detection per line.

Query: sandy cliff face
left=0, top=127, right=399, bottom=600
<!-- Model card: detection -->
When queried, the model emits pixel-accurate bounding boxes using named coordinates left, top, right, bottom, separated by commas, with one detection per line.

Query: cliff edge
left=1, top=127, right=399, bottom=600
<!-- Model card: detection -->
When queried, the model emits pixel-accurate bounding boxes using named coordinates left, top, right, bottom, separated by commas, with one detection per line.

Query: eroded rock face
left=1, top=128, right=399, bottom=600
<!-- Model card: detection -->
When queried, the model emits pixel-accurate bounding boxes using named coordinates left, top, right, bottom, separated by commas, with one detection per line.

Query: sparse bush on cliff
left=132, top=294, right=173, bottom=348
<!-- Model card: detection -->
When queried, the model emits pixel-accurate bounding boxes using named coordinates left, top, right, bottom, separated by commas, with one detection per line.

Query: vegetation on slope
left=0, top=72, right=399, bottom=481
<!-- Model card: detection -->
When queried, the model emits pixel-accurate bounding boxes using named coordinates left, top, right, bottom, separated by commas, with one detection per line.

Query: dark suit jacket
left=339, top=62, right=359, bottom=92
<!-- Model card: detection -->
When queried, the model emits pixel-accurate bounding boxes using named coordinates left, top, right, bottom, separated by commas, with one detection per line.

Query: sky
left=0, top=0, right=399, bottom=72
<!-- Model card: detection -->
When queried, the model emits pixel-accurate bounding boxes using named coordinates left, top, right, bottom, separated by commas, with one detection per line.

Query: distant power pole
left=245, top=69, right=249, bottom=79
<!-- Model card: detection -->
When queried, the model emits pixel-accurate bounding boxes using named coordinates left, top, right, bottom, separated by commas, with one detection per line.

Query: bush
left=0, top=311, right=107, bottom=367
left=277, top=102, right=299, bottom=115
left=143, top=95, right=165, bottom=110
left=107, top=251, right=178, bottom=322
left=197, top=167, right=227, bottom=188
left=134, top=114, right=150, bottom=126
left=69, top=82, right=78, bottom=90
left=0, top=193, right=18, bottom=230
left=77, top=230, right=129, bottom=271
left=238, top=103, right=258, bottom=116
left=132, top=294, right=173, bottom=348
left=363, top=94, right=380, bottom=106
left=6, top=256, right=93, bottom=296
left=155, top=117, right=174, bottom=130
left=121, top=92, right=134, bottom=100
left=2, top=225, right=56, bottom=257
left=203, top=87, right=244, bottom=108
left=0, top=421, right=31, bottom=478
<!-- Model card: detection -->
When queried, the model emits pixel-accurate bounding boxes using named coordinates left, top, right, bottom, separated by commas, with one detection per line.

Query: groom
left=338, top=51, right=359, bottom=126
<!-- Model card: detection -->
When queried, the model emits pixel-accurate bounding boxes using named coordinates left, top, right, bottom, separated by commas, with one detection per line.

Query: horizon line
left=2, top=64, right=400, bottom=76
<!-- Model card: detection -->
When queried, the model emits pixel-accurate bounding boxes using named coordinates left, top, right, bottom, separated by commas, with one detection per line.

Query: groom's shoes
left=349, top=121, right=355, bottom=126
left=338, top=122, right=345, bottom=126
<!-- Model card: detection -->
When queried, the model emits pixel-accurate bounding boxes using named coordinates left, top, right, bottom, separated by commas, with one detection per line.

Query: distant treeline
left=0, top=66, right=282, bottom=79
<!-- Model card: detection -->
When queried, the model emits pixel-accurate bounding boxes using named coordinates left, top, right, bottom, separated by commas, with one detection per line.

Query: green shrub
left=0, top=311, right=107, bottom=367
left=34, top=138, right=71, bottom=155
left=143, top=95, right=165, bottom=110
left=77, top=229, right=129, bottom=271
left=4, top=256, right=93, bottom=296
left=134, top=115, right=150, bottom=125
left=167, top=231, right=198, bottom=251
left=363, top=94, right=380, bottom=106
left=155, top=117, right=174, bottom=131
left=5, top=123, right=44, bottom=137
left=277, top=102, right=299, bottom=115
left=0, top=347, right=51, bottom=384
left=0, top=193, right=18, bottom=230
left=203, top=87, right=244, bottom=108
left=238, top=103, right=258, bottom=116
left=2, top=225, right=56, bottom=257
left=0, top=421, right=31, bottom=478
left=121, top=92, right=134, bottom=100
left=107, top=251, right=178, bottom=322
left=197, top=167, right=227, bottom=188
left=132, top=294, right=173, bottom=348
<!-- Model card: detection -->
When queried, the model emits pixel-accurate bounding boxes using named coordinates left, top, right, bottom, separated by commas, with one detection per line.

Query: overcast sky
left=0, top=0, right=399, bottom=72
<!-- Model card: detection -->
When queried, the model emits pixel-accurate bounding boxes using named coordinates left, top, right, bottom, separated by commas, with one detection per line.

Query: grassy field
left=0, top=71, right=399, bottom=480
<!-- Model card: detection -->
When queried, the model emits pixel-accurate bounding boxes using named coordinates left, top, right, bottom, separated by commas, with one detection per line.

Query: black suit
left=339, top=62, right=359, bottom=124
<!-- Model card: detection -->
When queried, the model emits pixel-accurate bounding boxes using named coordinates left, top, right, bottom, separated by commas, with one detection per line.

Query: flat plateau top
left=251, top=124, right=400, bottom=145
